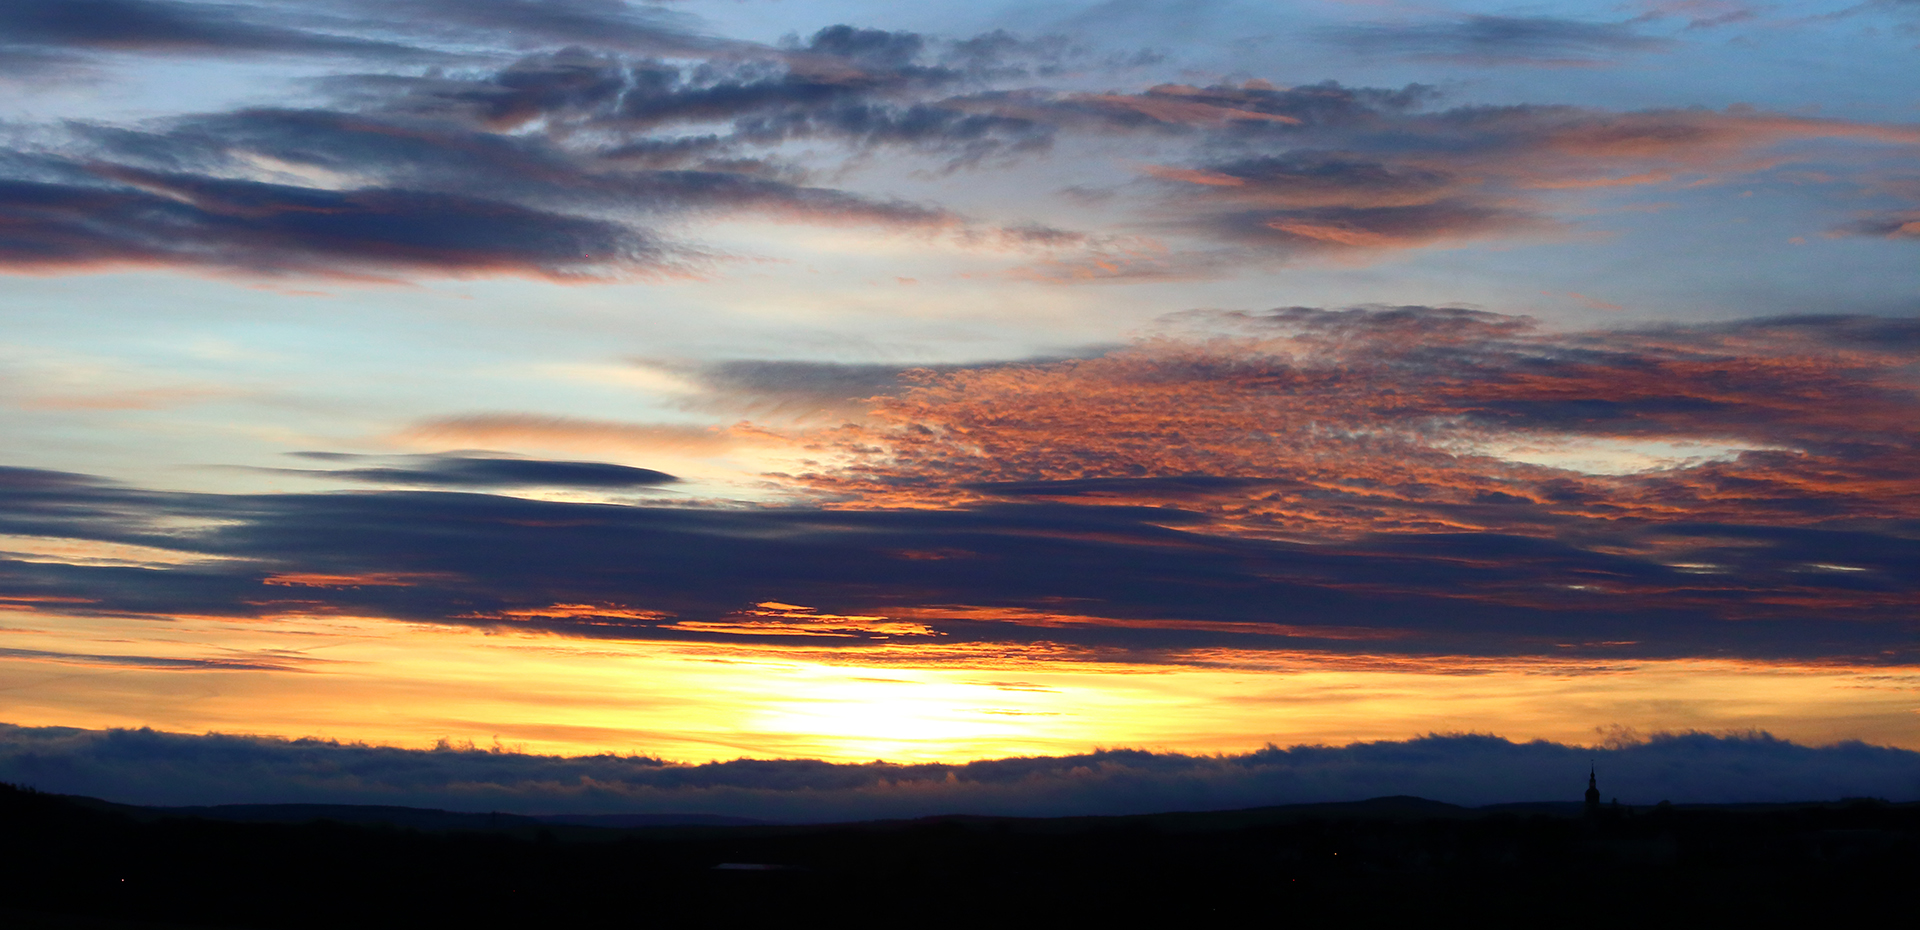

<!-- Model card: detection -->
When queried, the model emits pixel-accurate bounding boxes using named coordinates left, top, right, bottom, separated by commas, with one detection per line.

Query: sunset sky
left=1, top=0, right=1917, bottom=812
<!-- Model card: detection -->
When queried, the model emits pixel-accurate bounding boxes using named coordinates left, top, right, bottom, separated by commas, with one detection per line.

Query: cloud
left=1003, top=241, right=1253, bottom=284
left=1831, top=0, right=1920, bottom=22
left=1142, top=156, right=1459, bottom=208
left=0, top=0, right=716, bottom=76
left=1202, top=201, right=1542, bottom=253
left=1834, top=211, right=1920, bottom=239
left=78, top=105, right=960, bottom=227
left=978, top=81, right=1435, bottom=138
left=1638, top=1, right=1762, bottom=31
left=398, top=415, right=734, bottom=454
left=659, top=356, right=1098, bottom=421
left=1130, top=101, right=1920, bottom=260
left=786, top=308, right=1920, bottom=629
left=0, top=647, right=307, bottom=672
left=819, top=308, right=1920, bottom=519
left=4, top=12, right=1911, bottom=279
left=0, top=311, right=1913, bottom=664
left=1327, top=15, right=1671, bottom=65
left=277, top=454, right=677, bottom=489
left=331, top=23, right=1057, bottom=161
left=1, top=725, right=1913, bottom=819
left=0, top=378, right=1913, bottom=663
left=0, top=166, right=669, bottom=279
left=327, top=0, right=708, bottom=55
left=0, top=0, right=434, bottom=69
left=663, top=359, right=927, bottom=421
left=376, top=31, right=1058, bottom=170
left=0, top=24, right=1013, bottom=282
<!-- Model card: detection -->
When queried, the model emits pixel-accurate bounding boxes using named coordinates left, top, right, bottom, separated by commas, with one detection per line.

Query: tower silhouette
left=1584, top=763, right=1602, bottom=817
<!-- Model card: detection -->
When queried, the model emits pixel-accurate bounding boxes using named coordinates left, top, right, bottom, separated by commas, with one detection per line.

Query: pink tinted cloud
left=777, top=309, right=1916, bottom=618
left=399, top=414, right=736, bottom=455
left=801, top=308, right=1920, bottom=536
left=1135, top=103, right=1920, bottom=259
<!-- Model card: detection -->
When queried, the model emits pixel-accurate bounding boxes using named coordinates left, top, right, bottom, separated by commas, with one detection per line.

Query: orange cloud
left=796, top=309, right=1920, bottom=565
left=661, top=602, right=939, bottom=639
left=265, top=572, right=457, bottom=589
left=1137, top=104, right=1920, bottom=259
left=1139, top=165, right=1247, bottom=187
left=463, top=603, right=674, bottom=624
left=893, top=605, right=1410, bottom=641
left=399, top=415, right=736, bottom=455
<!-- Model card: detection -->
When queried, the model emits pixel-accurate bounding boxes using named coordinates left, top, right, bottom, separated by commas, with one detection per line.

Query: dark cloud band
left=0, top=169, right=665, bottom=277
left=1, top=725, right=1912, bottom=819
left=276, top=454, right=677, bottom=489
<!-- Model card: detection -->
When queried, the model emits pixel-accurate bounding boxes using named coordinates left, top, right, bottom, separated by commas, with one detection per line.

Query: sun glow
left=1, top=610, right=1914, bottom=762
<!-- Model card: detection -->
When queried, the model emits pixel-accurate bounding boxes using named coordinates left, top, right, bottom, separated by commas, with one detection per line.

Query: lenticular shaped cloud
left=1038, top=81, right=1435, bottom=134
left=0, top=646, right=307, bottom=672
left=0, top=0, right=434, bottom=64
left=1206, top=201, right=1541, bottom=252
left=1834, top=211, right=1920, bottom=239
left=332, top=0, right=711, bottom=54
left=1328, top=15, right=1671, bottom=65
left=0, top=0, right=713, bottom=64
left=1146, top=155, right=1461, bottom=208
left=1134, top=101, right=1920, bottom=260
left=282, top=454, right=677, bottom=489
left=400, top=415, right=734, bottom=454
left=0, top=169, right=665, bottom=278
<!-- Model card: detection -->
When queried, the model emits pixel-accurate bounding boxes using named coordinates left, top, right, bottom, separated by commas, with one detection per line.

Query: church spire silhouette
left=1584, top=763, right=1602, bottom=817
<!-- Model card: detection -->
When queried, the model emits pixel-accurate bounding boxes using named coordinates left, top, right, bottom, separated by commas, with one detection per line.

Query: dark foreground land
left=4, top=784, right=1917, bottom=927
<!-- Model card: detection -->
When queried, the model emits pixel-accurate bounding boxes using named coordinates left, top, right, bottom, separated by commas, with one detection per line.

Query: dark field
left=4, top=784, right=1915, bottom=926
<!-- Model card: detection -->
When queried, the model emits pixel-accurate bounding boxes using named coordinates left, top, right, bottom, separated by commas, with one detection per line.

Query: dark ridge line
left=37, top=789, right=1910, bottom=837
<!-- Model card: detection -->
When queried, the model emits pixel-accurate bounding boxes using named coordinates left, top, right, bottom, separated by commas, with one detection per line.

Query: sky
left=0, top=0, right=1917, bottom=813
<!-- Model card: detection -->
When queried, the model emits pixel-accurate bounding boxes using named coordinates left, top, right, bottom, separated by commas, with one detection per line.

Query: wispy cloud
left=0, top=0, right=710, bottom=75
left=2, top=12, right=1913, bottom=281
left=0, top=646, right=308, bottom=672
left=1131, top=99, right=1920, bottom=261
left=0, top=0, right=437, bottom=68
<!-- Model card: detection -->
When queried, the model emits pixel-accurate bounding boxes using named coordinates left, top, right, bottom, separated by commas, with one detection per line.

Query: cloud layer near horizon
left=2, top=724, right=1913, bottom=820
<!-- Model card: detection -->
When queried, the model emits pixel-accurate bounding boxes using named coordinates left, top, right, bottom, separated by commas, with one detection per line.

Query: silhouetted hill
left=4, top=782, right=1917, bottom=926
left=65, top=792, right=1477, bottom=833
left=536, top=812, right=771, bottom=828
left=54, top=797, right=774, bottom=833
